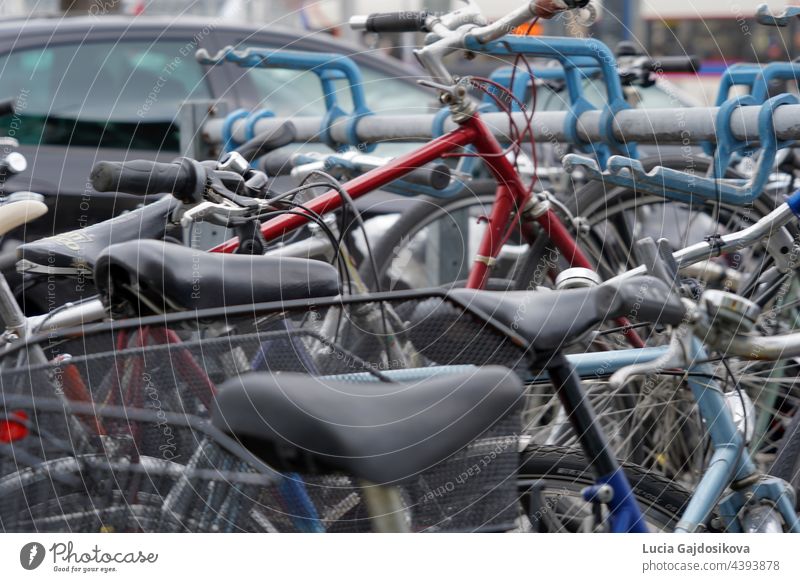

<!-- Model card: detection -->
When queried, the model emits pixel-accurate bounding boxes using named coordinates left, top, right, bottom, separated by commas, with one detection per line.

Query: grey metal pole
left=200, top=103, right=800, bottom=146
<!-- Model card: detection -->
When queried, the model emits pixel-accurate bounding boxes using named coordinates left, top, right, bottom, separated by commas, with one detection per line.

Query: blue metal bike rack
left=466, top=35, right=638, bottom=165
left=714, top=62, right=800, bottom=106
left=703, top=61, right=800, bottom=157
left=198, top=46, right=375, bottom=152
left=221, top=108, right=250, bottom=152
left=756, top=4, right=800, bottom=26
left=480, top=61, right=602, bottom=113
left=563, top=92, right=800, bottom=205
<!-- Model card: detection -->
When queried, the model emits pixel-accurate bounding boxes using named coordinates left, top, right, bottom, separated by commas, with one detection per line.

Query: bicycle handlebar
left=402, top=162, right=452, bottom=190
left=90, top=158, right=206, bottom=204
left=350, top=11, right=430, bottom=33
left=262, top=150, right=452, bottom=191
left=261, top=150, right=294, bottom=177
left=233, top=120, right=296, bottom=163
left=471, top=0, right=589, bottom=43
left=648, top=56, right=699, bottom=74
left=404, top=1, right=592, bottom=83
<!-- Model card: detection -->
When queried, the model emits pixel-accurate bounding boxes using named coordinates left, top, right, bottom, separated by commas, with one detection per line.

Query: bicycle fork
left=540, top=353, right=649, bottom=533
left=680, top=337, right=800, bottom=533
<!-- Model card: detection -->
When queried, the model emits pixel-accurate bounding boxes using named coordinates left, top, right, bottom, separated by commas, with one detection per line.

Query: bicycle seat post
left=537, top=351, right=649, bottom=533
left=360, top=482, right=412, bottom=533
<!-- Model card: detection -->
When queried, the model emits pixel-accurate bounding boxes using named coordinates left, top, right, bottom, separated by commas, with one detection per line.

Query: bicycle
left=6, top=184, right=800, bottom=531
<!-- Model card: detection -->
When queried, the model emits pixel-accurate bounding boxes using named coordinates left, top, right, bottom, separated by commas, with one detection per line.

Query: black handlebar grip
left=363, top=11, right=429, bottom=33
left=649, top=56, right=699, bottom=73
left=90, top=158, right=205, bottom=204
left=0, top=97, right=15, bottom=117
left=234, top=121, right=297, bottom=163
left=261, top=150, right=295, bottom=177
left=401, top=163, right=451, bottom=190
left=564, top=0, right=591, bottom=8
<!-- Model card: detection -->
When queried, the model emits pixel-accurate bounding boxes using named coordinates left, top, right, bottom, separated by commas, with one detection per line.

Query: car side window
left=0, top=40, right=211, bottom=151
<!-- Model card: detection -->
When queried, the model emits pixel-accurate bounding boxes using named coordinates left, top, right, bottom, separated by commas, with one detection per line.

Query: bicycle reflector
left=0, top=410, right=29, bottom=442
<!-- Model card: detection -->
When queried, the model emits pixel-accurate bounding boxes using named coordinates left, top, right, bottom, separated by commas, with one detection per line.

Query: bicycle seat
left=212, top=367, right=524, bottom=484
left=93, top=239, right=341, bottom=315
left=17, top=196, right=179, bottom=278
left=448, top=276, right=685, bottom=354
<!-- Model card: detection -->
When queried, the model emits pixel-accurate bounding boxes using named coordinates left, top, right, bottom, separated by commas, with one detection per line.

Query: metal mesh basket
left=0, top=291, right=526, bottom=532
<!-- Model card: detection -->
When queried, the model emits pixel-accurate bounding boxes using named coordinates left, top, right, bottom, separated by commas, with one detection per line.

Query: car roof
left=0, top=15, right=421, bottom=77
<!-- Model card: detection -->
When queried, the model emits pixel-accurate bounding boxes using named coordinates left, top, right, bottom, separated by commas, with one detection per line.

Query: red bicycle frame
left=210, top=113, right=644, bottom=348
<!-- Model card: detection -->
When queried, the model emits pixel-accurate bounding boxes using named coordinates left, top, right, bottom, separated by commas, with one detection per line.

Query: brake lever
left=206, top=171, right=267, bottom=210
left=179, top=201, right=248, bottom=229
left=607, top=326, right=692, bottom=391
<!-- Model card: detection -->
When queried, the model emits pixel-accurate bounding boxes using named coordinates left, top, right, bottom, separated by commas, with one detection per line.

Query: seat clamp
left=474, top=255, right=497, bottom=267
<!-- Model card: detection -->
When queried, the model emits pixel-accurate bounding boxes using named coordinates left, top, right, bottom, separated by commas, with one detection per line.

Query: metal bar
left=201, top=104, right=800, bottom=147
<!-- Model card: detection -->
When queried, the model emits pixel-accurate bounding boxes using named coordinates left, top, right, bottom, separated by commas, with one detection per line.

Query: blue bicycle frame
left=560, top=339, right=800, bottom=533
left=360, top=335, right=800, bottom=532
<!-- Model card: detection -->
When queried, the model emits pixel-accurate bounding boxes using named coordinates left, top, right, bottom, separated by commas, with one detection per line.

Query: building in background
left=643, top=0, right=800, bottom=63
left=2, top=0, right=797, bottom=64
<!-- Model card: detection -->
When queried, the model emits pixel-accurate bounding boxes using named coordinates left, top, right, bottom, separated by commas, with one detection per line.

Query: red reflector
left=0, top=410, right=29, bottom=443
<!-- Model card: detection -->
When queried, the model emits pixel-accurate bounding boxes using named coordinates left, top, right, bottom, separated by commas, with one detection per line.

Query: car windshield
left=0, top=40, right=211, bottom=151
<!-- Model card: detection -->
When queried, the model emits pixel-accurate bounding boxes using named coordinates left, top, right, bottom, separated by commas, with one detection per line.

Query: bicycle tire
left=517, top=156, right=800, bottom=483
left=770, top=411, right=800, bottom=509
left=518, top=444, right=692, bottom=532
left=358, top=180, right=500, bottom=291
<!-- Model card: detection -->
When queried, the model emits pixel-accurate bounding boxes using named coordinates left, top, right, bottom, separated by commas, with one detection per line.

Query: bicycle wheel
left=517, top=155, right=800, bottom=483
left=770, top=410, right=800, bottom=509
left=518, top=445, right=691, bottom=532
left=359, top=180, right=528, bottom=291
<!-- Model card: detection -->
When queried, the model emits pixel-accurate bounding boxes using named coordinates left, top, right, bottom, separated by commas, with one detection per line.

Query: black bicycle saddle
left=94, top=239, right=342, bottom=315
left=212, top=366, right=524, bottom=484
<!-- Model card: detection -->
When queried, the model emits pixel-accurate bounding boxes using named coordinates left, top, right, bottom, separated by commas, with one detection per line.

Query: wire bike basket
left=0, top=290, right=530, bottom=532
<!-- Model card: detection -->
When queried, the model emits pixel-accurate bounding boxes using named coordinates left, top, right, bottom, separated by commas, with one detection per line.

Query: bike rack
left=196, top=46, right=375, bottom=152
left=563, top=92, right=800, bottom=205
left=714, top=62, right=800, bottom=106
left=756, top=3, right=800, bottom=26
left=467, top=35, right=638, bottom=164
left=481, top=60, right=602, bottom=114
left=702, top=62, right=800, bottom=157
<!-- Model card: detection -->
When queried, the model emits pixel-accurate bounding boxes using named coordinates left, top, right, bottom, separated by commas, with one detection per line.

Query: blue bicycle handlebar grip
left=350, top=11, right=429, bottom=33
left=91, top=158, right=205, bottom=204
left=402, top=163, right=451, bottom=190
left=234, top=121, right=297, bottom=163
left=649, top=56, right=699, bottom=73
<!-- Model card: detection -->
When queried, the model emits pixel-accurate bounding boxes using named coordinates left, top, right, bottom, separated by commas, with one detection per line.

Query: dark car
left=0, top=15, right=433, bottom=241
